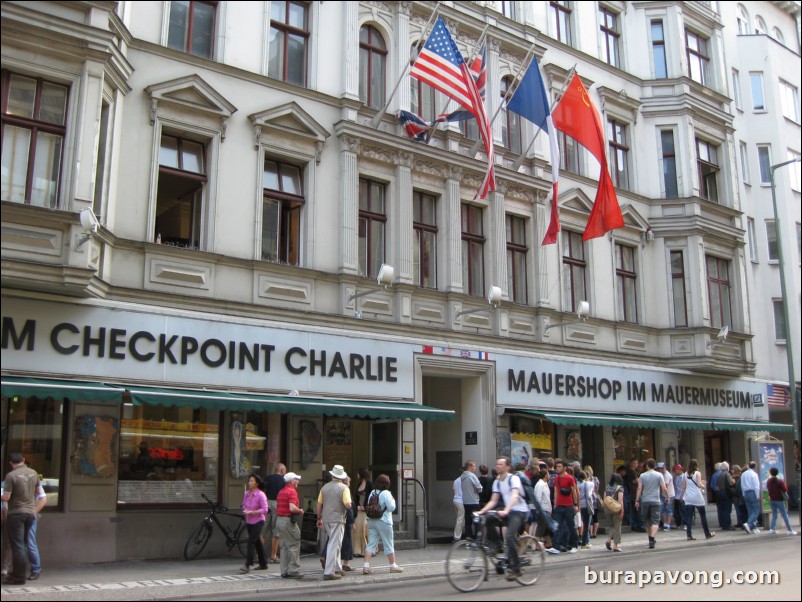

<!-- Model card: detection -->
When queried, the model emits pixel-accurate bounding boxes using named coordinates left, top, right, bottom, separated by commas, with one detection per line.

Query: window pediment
left=145, top=75, right=237, bottom=138
left=619, top=203, right=650, bottom=232
left=597, top=86, right=642, bottom=123
left=249, top=102, right=331, bottom=163
left=558, top=187, right=594, bottom=215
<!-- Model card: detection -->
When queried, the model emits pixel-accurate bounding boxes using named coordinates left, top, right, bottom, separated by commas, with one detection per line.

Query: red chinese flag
left=552, top=74, right=624, bottom=240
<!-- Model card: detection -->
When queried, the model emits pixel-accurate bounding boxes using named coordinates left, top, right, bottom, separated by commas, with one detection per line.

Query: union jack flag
left=410, top=17, right=494, bottom=198
left=767, top=384, right=791, bottom=407
left=397, top=110, right=432, bottom=142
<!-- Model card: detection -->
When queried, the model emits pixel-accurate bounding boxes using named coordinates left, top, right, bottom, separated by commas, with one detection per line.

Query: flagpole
left=424, top=23, right=490, bottom=143
left=371, top=4, right=441, bottom=129
left=469, top=42, right=537, bottom=156
left=511, top=63, right=577, bottom=171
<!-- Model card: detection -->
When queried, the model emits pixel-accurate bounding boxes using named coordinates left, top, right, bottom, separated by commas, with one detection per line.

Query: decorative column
left=445, top=166, right=463, bottom=293
left=342, top=1, right=360, bottom=100
left=486, top=37, right=502, bottom=147
left=339, top=135, right=361, bottom=276
left=488, top=183, right=507, bottom=301
left=396, top=2, right=412, bottom=111
left=535, top=191, right=552, bottom=305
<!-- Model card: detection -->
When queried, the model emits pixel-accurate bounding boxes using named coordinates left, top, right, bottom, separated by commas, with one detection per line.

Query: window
left=502, top=1, right=518, bottom=21
left=358, top=179, right=386, bottom=279
left=773, top=300, right=786, bottom=341
left=268, top=0, right=309, bottom=87
left=501, top=77, right=522, bottom=153
left=506, top=214, right=528, bottom=304
left=167, top=1, right=216, bottom=59
left=739, top=140, right=750, bottom=184
left=2, top=395, right=64, bottom=509
left=651, top=21, right=667, bottom=79
left=750, top=72, right=765, bottom=111
left=779, top=81, right=800, bottom=122
left=747, top=217, right=757, bottom=262
left=550, top=1, right=573, bottom=46
left=413, top=191, right=437, bottom=289
left=599, top=6, right=621, bottom=67
left=460, top=117, right=480, bottom=142
left=1, top=71, right=67, bottom=207
left=685, top=30, right=709, bottom=86
left=93, top=100, right=111, bottom=218
left=562, top=230, right=586, bottom=313
left=788, top=150, right=801, bottom=191
left=461, top=204, right=485, bottom=297
left=118, top=405, right=220, bottom=505
left=766, top=220, right=778, bottom=261
left=757, top=145, right=771, bottom=184
left=155, top=134, right=207, bottom=248
left=670, top=250, right=688, bottom=327
left=754, top=15, right=767, bottom=35
left=731, top=69, right=742, bottom=110
left=410, top=48, right=437, bottom=122
left=559, top=131, right=582, bottom=175
left=772, top=27, right=785, bottom=45
left=736, top=4, right=750, bottom=35
left=608, top=119, right=629, bottom=190
left=262, top=159, right=303, bottom=265
left=706, top=255, right=733, bottom=329
left=661, top=130, right=678, bottom=198
left=615, top=244, right=638, bottom=323
left=359, top=25, right=387, bottom=110
left=696, top=138, right=719, bottom=202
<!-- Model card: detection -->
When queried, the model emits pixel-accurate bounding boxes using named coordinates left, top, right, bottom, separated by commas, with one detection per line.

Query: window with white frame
left=559, top=131, right=582, bottom=175
left=410, top=44, right=437, bottom=122
left=413, top=190, right=437, bottom=289
left=268, top=0, right=310, bottom=87
left=772, top=27, right=785, bottom=45
left=167, top=0, right=216, bottom=60
left=608, top=119, right=630, bottom=191
left=739, top=140, right=750, bottom=184
left=706, top=255, right=733, bottom=330
left=461, top=204, right=485, bottom=298
left=754, top=15, right=767, bottom=35
left=501, top=76, right=522, bottom=154
left=731, top=69, right=742, bottom=110
left=685, top=30, right=710, bottom=86
left=358, top=178, right=386, bottom=279
left=262, top=159, right=303, bottom=265
left=562, top=230, right=586, bottom=314
left=779, top=81, right=800, bottom=122
left=359, top=25, right=387, bottom=110
left=1, top=71, right=68, bottom=207
left=615, top=244, right=638, bottom=323
left=155, top=133, right=207, bottom=248
left=501, top=1, right=519, bottom=21
left=550, top=1, right=573, bottom=46
left=747, top=217, right=757, bottom=262
left=696, top=138, right=720, bottom=202
left=661, top=129, right=678, bottom=198
left=506, top=214, right=528, bottom=304
left=750, top=72, right=765, bottom=111
left=757, top=145, right=771, bottom=184
left=773, top=299, right=786, bottom=341
left=766, top=220, right=778, bottom=262
left=670, top=250, right=688, bottom=327
left=651, top=20, right=667, bottom=79
left=736, top=4, right=749, bottom=35
left=599, top=6, right=621, bottom=68
left=93, top=100, right=111, bottom=219
left=788, top=150, right=801, bottom=191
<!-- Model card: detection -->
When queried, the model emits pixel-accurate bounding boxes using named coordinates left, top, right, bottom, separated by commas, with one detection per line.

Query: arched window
left=410, top=43, right=436, bottom=121
left=754, top=16, right=767, bottom=35
left=772, top=27, right=785, bottom=44
left=501, top=76, right=522, bottom=154
left=735, top=4, right=749, bottom=35
left=359, top=25, right=387, bottom=110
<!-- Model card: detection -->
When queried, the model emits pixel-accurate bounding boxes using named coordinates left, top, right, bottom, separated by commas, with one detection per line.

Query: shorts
left=641, top=502, right=661, bottom=526
left=366, top=519, right=394, bottom=556
left=660, top=498, right=674, bottom=517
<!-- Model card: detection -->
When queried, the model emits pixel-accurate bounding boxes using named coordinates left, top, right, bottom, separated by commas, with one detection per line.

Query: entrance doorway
left=704, top=431, right=730, bottom=503
left=371, top=421, right=400, bottom=515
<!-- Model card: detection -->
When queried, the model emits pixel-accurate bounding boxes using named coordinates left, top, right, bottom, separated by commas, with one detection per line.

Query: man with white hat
left=316, top=465, right=352, bottom=580
left=276, top=472, right=305, bottom=579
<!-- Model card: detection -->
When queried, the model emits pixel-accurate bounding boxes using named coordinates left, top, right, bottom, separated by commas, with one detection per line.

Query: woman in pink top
left=241, top=474, right=269, bottom=573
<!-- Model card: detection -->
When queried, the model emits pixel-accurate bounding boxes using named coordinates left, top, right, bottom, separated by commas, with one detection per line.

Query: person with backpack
left=362, top=474, right=402, bottom=575
left=602, top=473, right=625, bottom=552
left=513, top=462, right=558, bottom=536
left=766, top=467, right=797, bottom=535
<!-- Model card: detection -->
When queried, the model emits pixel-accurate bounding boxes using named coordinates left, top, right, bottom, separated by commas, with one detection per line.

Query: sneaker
left=706, top=532, right=716, bottom=540
left=389, top=566, right=404, bottom=573
left=505, top=570, right=522, bottom=581
left=663, top=526, right=671, bottom=532
left=545, top=548, right=561, bottom=555
left=567, top=547, right=578, bottom=554
left=580, top=544, right=592, bottom=549
left=788, top=531, right=798, bottom=535
left=742, top=524, right=752, bottom=534
left=770, top=529, right=777, bottom=534
left=28, top=572, right=41, bottom=580
left=362, top=567, right=373, bottom=575
left=323, top=573, right=342, bottom=580
left=752, top=527, right=761, bottom=534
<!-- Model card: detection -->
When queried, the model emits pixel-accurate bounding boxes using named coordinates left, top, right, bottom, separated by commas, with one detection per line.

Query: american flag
left=410, top=17, right=495, bottom=198
left=767, top=384, right=791, bottom=407
left=434, top=44, right=487, bottom=124
left=397, top=110, right=432, bottom=142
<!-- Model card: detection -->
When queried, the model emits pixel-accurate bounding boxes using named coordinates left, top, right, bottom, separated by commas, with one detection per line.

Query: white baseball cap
left=284, top=472, right=302, bottom=483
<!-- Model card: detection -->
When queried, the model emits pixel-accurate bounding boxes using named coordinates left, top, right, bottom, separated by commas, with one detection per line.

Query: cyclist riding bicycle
left=477, top=456, right=530, bottom=581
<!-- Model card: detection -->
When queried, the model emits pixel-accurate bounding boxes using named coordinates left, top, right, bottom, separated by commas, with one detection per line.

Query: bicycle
left=184, top=493, right=249, bottom=560
left=445, top=511, right=545, bottom=592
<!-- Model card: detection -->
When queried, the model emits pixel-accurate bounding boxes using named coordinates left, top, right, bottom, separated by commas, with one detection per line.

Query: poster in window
left=565, top=430, right=582, bottom=463
left=324, top=420, right=352, bottom=472
left=73, top=416, right=119, bottom=478
left=299, top=418, right=322, bottom=470
left=231, top=421, right=251, bottom=478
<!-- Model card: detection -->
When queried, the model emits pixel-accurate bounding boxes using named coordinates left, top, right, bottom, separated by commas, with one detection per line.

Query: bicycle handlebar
left=201, top=493, right=228, bottom=512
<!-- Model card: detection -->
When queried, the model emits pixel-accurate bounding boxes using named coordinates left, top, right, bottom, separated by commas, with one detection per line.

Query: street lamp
left=769, top=157, right=801, bottom=504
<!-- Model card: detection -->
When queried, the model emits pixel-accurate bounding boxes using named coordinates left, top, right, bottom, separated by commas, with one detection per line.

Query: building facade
left=1, top=1, right=797, bottom=564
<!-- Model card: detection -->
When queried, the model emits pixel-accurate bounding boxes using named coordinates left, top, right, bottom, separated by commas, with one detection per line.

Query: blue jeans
left=683, top=505, right=712, bottom=538
left=552, top=505, right=578, bottom=551
left=6, top=513, right=34, bottom=581
left=27, top=515, right=40, bottom=573
left=744, top=490, right=761, bottom=530
left=485, top=511, right=527, bottom=572
left=716, top=496, right=733, bottom=529
left=769, top=501, right=793, bottom=531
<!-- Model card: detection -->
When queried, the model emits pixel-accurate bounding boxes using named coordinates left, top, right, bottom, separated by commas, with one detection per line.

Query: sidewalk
left=1, top=505, right=798, bottom=601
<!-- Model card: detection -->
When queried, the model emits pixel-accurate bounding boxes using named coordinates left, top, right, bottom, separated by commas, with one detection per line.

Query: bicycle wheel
left=515, top=535, right=545, bottom=586
left=184, top=522, right=212, bottom=560
left=235, top=523, right=249, bottom=558
left=445, top=540, right=487, bottom=592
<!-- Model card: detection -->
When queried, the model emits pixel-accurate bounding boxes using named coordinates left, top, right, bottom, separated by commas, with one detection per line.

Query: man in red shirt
left=276, top=472, right=305, bottom=579
left=545, top=458, right=579, bottom=554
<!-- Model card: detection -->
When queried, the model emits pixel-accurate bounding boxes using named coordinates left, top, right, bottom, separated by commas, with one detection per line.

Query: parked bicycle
left=445, top=511, right=545, bottom=591
left=184, top=493, right=248, bottom=560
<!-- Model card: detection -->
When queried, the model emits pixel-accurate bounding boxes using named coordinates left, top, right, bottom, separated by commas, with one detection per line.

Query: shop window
left=167, top=1, right=216, bottom=60
left=263, top=159, right=304, bottom=265
left=612, top=427, right=655, bottom=467
left=2, top=395, right=64, bottom=508
left=230, top=411, right=276, bottom=479
left=117, top=405, right=220, bottom=505
left=268, top=0, right=309, bottom=87
left=510, top=415, right=554, bottom=461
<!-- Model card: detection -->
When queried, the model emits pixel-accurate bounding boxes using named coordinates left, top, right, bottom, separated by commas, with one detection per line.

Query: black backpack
left=365, top=490, right=384, bottom=519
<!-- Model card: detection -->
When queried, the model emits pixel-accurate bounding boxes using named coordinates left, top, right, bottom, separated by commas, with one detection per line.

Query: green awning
left=1, top=376, right=125, bottom=404
left=509, top=409, right=792, bottom=432
left=128, top=385, right=455, bottom=422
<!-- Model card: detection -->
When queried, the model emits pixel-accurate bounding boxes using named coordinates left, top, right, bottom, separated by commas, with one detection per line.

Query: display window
left=613, top=427, right=655, bottom=467
left=118, top=405, right=220, bottom=505
left=510, top=415, right=554, bottom=464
